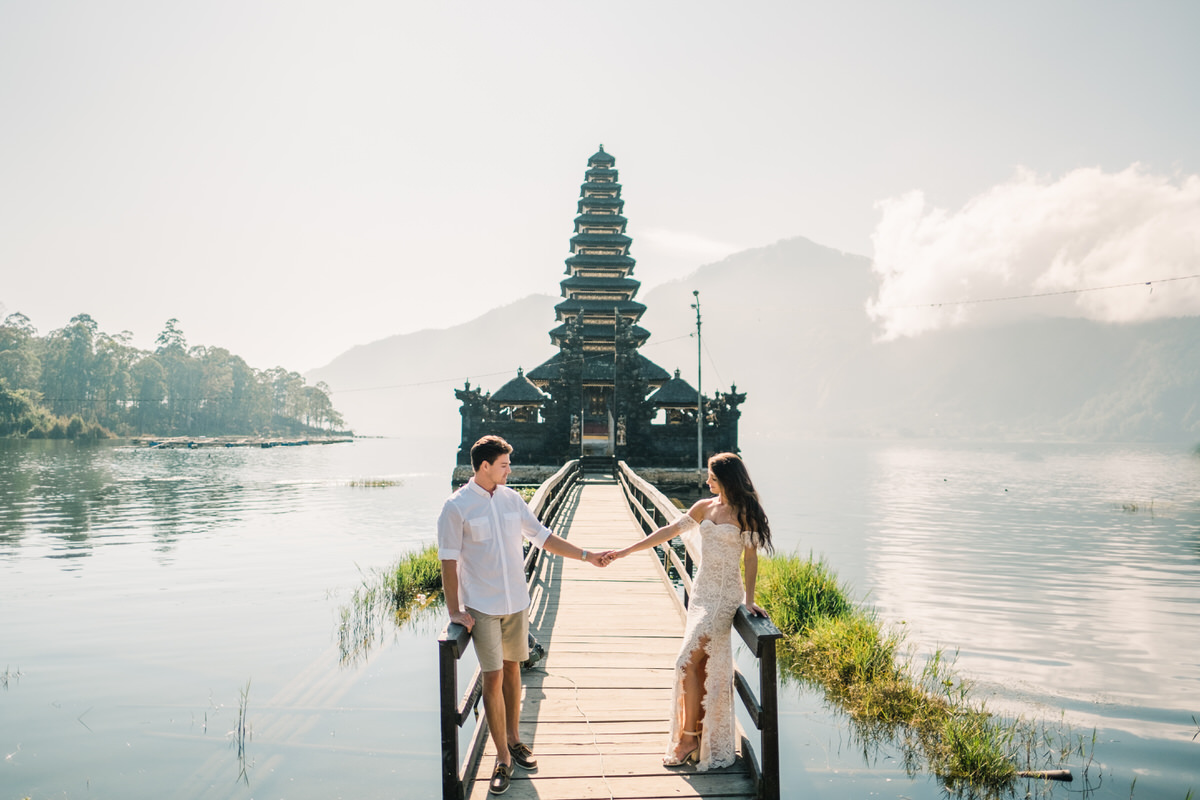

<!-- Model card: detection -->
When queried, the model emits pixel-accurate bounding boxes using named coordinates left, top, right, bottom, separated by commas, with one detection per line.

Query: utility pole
left=692, top=290, right=702, bottom=471
left=613, top=306, right=619, bottom=457
left=579, top=352, right=585, bottom=460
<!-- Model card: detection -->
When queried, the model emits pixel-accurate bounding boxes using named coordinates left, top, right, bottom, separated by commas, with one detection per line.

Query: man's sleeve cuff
left=438, top=548, right=460, bottom=561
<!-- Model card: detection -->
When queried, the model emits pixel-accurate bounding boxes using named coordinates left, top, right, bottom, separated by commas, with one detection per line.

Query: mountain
left=309, top=236, right=1200, bottom=444
left=309, top=294, right=558, bottom=443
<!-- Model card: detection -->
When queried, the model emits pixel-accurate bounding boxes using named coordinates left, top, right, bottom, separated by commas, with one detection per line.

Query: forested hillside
left=0, top=313, right=345, bottom=439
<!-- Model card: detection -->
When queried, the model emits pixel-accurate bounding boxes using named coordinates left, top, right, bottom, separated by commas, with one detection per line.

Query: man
left=437, top=435, right=609, bottom=795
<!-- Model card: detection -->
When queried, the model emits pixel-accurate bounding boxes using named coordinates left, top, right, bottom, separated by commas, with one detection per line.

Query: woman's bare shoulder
left=685, top=498, right=714, bottom=522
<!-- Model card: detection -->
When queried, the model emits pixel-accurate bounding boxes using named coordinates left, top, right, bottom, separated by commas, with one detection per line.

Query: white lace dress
left=667, top=516, right=756, bottom=770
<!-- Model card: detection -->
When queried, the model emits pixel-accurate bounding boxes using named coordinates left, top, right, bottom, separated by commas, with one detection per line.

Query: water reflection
left=864, top=443, right=1200, bottom=726
left=336, top=571, right=444, bottom=666
left=774, top=648, right=1108, bottom=800
left=0, top=441, right=308, bottom=562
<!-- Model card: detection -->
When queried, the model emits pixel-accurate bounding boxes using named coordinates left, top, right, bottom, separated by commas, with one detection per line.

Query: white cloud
left=866, top=165, right=1200, bottom=339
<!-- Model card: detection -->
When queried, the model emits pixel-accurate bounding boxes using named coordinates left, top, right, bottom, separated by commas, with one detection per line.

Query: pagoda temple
left=453, top=146, right=744, bottom=477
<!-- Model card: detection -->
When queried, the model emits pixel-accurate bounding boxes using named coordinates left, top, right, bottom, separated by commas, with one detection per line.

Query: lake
left=2, top=436, right=1198, bottom=799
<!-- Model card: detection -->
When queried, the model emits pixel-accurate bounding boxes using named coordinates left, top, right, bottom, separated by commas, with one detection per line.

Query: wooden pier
left=439, top=462, right=780, bottom=800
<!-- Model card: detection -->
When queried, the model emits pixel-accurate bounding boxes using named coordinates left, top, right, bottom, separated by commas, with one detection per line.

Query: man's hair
left=471, top=435, right=513, bottom=471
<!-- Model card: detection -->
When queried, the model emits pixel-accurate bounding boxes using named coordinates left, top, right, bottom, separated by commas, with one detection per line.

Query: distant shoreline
left=129, top=435, right=354, bottom=449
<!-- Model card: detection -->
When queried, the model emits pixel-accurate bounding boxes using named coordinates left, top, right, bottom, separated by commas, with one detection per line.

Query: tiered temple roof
left=533, top=145, right=669, bottom=383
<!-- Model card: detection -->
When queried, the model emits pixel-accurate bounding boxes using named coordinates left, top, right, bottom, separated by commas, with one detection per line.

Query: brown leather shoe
left=489, top=762, right=511, bottom=795
left=508, top=741, right=538, bottom=771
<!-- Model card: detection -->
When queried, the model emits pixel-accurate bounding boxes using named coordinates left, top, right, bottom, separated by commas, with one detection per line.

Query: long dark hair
left=709, top=452, right=773, bottom=553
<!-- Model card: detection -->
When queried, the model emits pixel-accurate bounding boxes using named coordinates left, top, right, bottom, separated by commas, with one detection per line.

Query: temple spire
left=549, top=145, right=648, bottom=353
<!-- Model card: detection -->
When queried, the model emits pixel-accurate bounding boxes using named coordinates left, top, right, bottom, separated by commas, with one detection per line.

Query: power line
left=878, top=272, right=1200, bottom=310
left=701, top=338, right=725, bottom=388
left=320, top=272, right=1200, bottom=397
left=328, top=332, right=703, bottom=395
left=330, top=367, right=517, bottom=394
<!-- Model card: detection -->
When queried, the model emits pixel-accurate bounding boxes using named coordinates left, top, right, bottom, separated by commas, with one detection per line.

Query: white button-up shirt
left=437, top=480, right=553, bottom=616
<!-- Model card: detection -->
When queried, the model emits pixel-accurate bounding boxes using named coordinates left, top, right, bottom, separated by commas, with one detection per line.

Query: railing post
left=759, top=636, right=780, bottom=800
left=439, top=630, right=465, bottom=800
left=682, top=550, right=693, bottom=608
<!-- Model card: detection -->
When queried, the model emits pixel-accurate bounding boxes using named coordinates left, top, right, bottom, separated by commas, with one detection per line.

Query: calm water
left=2, top=437, right=1198, bottom=799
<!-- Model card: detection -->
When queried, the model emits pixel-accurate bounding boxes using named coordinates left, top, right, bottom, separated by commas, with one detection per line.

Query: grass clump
left=932, top=709, right=1018, bottom=787
left=381, top=544, right=442, bottom=608
left=804, top=612, right=898, bottom=686
left=756, top=553, right=849, bottom=635
left=338, top=544, right=443, bottom=663
left=757, top=552, right=1039, bottom=793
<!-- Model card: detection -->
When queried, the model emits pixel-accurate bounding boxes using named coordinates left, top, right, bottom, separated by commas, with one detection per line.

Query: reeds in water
left=343, top=478, right=404, bottom=488
left=381, top=544, right=442, bottom=609
left=338, top=544, right=443, bottom=663
left=1118, top=499, right=1154, bottom=515
left=228, top=679, right=252, bottom=786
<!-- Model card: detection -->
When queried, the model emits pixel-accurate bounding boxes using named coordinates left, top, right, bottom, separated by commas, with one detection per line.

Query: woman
left=607, top=452, right=773, bottom=770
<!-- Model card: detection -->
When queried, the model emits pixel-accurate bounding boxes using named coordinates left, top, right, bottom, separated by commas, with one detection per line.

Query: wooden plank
left=541, top=635, right=679, bottom=645
left=523, top=720, right=671, bottom=736
left=536, top=633, right=682, bottom=642
left=509, top=741, right=669, bottom=756
left=523, top=687, right=670, bottom=699
left=538, top=646, right=681, bottom=661
left=475, top=752, right=743, bottom=778
left=533, top=672, right=674, bottom=687
left=467, top=773, right=755, bottom=800
left=539, top=653, right=678, bottom=669
left=518, top=713, right=669, bottom=724
left=538, top=624, right=679, bottom=636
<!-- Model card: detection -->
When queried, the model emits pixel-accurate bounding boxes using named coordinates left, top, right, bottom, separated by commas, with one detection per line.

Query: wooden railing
left=615, top=460, right=783, bottom=800
left=437, top=459, right=582, bottom=800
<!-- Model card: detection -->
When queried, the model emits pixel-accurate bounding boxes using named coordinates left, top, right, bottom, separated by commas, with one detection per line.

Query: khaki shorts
left=467, top=607, right=529, bottom=673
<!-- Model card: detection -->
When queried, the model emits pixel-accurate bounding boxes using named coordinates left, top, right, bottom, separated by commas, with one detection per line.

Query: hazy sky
left=2, top=2, right=1197, bottom=372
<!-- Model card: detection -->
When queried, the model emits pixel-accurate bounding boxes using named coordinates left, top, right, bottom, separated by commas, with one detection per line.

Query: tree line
left=0, top=312, right=347, bottom=439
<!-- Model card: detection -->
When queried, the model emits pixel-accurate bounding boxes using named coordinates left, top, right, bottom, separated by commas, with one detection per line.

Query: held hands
left=579, top=547, right=635, bottom=567
left=584, top=549, right=616, bottom=567
left=598, top=547, right=631, bottom=567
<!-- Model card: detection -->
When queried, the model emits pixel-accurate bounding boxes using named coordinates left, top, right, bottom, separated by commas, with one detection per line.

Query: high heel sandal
left=663, top=730, right=701, bottom=766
